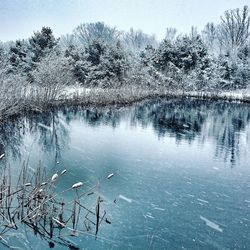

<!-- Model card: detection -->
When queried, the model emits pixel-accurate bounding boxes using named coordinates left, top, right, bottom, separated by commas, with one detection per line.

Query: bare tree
left=122, top=28, right=157, bottom=52
left=74, top=22, right=120, bottom=45
left=202, top=22, right=218, bottom=54
left=189, top=26, right=199, bottom=40
left=59, top=34, right=78, bottom=50
left=218, top=5, right=250, bottom=53
left=165, top=27, right=177, bottom=41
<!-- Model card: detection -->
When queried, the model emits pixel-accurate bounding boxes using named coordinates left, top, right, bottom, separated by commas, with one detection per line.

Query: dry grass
left=1, top=83, right=250, bottom=125
left=0, top=161, right=114, bottom=249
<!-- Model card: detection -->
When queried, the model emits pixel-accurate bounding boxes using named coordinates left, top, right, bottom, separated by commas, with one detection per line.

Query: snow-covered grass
left=60, top=86, right=250, bottom=104
left=183, top=89, right=250, bottom=102
left=1, top=84, right=250, bottom=124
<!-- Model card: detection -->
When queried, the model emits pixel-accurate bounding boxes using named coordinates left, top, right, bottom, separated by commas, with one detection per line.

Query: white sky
left=0, top=0, right=249, bottom=41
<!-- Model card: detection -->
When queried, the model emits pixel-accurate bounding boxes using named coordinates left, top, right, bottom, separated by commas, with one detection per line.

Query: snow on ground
left=61, top=85, right=250, bottom=102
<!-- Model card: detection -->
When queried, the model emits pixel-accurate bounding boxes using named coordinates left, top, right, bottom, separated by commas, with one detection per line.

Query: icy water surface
left=0, top=98, right=249, bottom=249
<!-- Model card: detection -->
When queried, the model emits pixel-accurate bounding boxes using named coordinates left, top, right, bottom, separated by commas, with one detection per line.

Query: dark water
left=0, top=98, right=249, bottom=249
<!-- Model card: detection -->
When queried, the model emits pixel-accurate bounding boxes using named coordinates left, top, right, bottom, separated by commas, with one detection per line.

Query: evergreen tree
left=65, top=40, right=128, bottom=86
left=8, top=40, right=30, bottom=73
left=29, top=27, right=58, bottom=64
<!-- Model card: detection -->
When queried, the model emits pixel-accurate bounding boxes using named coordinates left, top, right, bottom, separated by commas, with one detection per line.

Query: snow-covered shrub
left=31, top=52, right=74, bottom=102
left=66, top=40, right=129, bottom=87
left=0, top=63, right=27, bottom=117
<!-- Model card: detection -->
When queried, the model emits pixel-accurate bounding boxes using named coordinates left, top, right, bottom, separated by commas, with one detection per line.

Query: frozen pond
left=0, top=98, right=249, bottom=249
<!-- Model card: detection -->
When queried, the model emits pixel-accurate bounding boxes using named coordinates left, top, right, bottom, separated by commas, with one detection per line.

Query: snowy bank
left=1, top=85, right=250, bottom=123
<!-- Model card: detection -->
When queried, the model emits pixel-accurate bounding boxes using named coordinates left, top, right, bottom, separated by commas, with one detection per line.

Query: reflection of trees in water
left=132, top=99, right=250, bottom=167
left=0, top=119, right=25, bottom=160
left=0, top=110, right=70, bottom=164
left=0, top=99, right=250, bottom=167
left=0, top=106, right=123, bottom=163
left=131, top=99, right=207, bottom=143
left=62, top=106, right=123, bottom=128
left=27, top=111, right=70, bottom=163
left=201, top=104, right=250, bottom=167
left=64, top=100, right=250, bottom=167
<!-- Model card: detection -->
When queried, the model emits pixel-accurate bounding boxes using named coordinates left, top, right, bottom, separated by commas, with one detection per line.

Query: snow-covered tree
left=8, top=40, right=30, bottom=73
left=32, top=52, right=74, bottom=101
left=0, top=43, right=8, bottom=69
left=165, top=27, right=177, bottom=42
left=153, top=35, right=209, bottom=73
left=217, top=51, right=250, bottom=89
left=29, top=27, right=58, bottom=64
left=58, top=34, right=78, bottom=51
left=65, top=40, right=129, bottom=86
left=74, top=22, right=120, bottom=46
left=202, top=23, right=219, bottom=55
left=122, top=28, right=157, bottom=53
left=218, top=5, right=250, bottom=54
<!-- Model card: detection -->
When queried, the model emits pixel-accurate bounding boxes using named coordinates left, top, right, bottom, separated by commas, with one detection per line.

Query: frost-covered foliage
left=0, top=42, right=27, bottom=112
left=140, top=35, right=214, bottom=90
left=0, top=5, right=250, bottom=120
left=5, top=40, right=28, bottom=74
left=65, top=40, right=129, bottom=87
left=0, top=60, right=27, bottom=118
left=31, top=52, right=74, bottom=101
left=198, top=6, right=250, bottom=89
left=216, top=50, right=250, bottom=90
left=29, top=26, right=58, bottom=64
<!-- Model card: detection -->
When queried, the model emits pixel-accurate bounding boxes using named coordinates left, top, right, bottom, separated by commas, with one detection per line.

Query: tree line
left=0, top=5, right=250, bottom=100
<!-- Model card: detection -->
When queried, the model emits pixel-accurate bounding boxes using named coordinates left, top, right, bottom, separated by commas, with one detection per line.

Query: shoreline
left=1, top=87, right=250, bottom=124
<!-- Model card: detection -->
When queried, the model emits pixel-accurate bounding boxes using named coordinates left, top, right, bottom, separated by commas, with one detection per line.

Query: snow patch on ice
left=200, top=216, right=223, bottom=233
left=197, top=198, right=209, bottom=204
left=118, top=194, right=132, bottom=203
